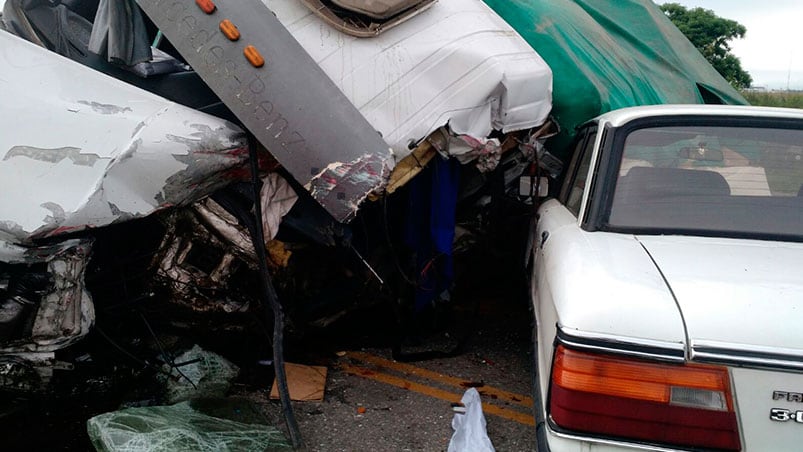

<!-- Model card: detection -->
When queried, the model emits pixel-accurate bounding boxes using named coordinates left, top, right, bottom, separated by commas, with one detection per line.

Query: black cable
left=203, top=192, right=276, bottom=344
left=139, top=312, right=196, bottom=389
left=246, top=135, right=303, bottom=450
left=94, top=325, right=180, bottom=381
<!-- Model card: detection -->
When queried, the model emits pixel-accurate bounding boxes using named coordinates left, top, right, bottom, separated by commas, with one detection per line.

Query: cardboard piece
left=270, top=363, right=328, bottom=402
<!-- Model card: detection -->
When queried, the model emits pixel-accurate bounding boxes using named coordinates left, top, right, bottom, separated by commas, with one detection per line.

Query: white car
left=529, top=105, right=803, bottom=451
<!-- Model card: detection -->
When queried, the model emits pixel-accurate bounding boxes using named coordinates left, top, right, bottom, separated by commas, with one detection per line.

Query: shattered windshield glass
left=608, top=124, right=803, bottom=240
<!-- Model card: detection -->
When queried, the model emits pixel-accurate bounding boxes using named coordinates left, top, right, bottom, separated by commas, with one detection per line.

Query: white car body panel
left=638, top=235, right=803, bottom=356
left=0, top=32, right=248, bottom=245
left=600, top=104, right=803, bottom=128
left=536, top=201, right=686, bottom=346
left=531, top=200, right=687, bottom=452
left=261, top=0, right=553, bottom=159
left=730, top=367, right=803, bottom=450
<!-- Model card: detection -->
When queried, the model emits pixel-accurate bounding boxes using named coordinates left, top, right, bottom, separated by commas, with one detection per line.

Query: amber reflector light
left=219, top=19, right=241, bottom=41
left=244, top=45, right=265, bottom=68
left=195, top=0, right=216, bottom=14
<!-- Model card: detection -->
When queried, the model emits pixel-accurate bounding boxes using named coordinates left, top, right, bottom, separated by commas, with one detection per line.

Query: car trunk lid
left=638, top=234, right=803, bottom=450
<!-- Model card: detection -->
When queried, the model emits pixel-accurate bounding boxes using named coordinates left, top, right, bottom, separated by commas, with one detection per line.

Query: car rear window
left=608, top=125, right=803, bottom=240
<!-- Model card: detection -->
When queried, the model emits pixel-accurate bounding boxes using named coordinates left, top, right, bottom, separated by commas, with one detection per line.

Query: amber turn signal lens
left=549, top=345, right=740, bottom=451
left=553, top=345, right=732, bottom=409
left=244, top=45, right=265, bottom=68
left=219, top=19, right=240, bottom=41
left=195, top=0, right=216, bottom=14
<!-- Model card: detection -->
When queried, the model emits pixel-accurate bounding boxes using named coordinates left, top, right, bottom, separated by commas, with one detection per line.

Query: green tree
left=660, top=3, right=753, bottom=89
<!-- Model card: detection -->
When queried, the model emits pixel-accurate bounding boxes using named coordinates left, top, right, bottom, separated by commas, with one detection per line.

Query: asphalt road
left=245, top=280, right=537, bottom=451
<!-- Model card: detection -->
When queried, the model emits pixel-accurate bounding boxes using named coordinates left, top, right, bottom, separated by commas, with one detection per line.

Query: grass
left=741, top=90, right=803, bottom=109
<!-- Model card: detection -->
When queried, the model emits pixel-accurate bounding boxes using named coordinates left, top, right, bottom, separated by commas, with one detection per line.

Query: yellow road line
left=347, top=351, right=533, bottom=409
left=341, top=363, right=535, bottom=427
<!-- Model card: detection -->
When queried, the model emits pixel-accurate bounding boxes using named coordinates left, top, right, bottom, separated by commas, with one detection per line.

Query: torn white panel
left=0, top=240, right=94, bottom=354
left=261, top=0, right=553, bottom=159
left=260, top=174, right=298, bottom=242
left=451, top=136, right=503, bottom=173
left=0, top=31, right=248, bottom=245
left=29, top=246, right=94, bottom=348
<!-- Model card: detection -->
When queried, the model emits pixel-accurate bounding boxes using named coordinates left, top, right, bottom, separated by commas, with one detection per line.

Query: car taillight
left=549, top=345, right=741, bottom=450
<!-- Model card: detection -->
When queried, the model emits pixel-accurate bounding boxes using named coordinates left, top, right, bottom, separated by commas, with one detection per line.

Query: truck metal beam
left=136, top=0, right=394, bottom=222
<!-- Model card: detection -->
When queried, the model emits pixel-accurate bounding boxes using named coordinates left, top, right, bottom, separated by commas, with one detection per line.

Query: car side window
left=564, top=129, right=597, bottom=217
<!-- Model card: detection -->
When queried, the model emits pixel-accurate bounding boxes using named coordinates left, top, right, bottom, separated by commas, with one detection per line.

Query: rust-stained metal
left=151, top=171, right=300, bottom=313
left=194, top=199, right=255, bottom=260
left=153, top=205, right=255, bottom=314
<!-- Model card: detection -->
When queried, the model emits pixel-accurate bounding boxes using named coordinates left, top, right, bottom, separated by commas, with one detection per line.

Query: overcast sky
left=656, top=0, right=803, bottom=89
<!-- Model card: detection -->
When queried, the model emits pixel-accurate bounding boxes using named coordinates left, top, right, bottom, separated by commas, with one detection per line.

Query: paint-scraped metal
left=136, top=0, right=394, bottom=222
left=0, top=32, right=250, bottom=244
left=308, top=154, right=391, bottom=222
left=76, top=101, right=133, bottom=115
left=4, top=146, right=105, bottom=167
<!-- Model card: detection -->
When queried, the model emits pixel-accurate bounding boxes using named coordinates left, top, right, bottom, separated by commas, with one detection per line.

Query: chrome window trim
left=692, top=340, right=803, bottom=372
left=556, top=327, right=685, bottom=363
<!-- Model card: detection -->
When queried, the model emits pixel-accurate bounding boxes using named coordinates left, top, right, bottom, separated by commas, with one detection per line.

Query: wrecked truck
left=0, top=0, right=555, bottom=391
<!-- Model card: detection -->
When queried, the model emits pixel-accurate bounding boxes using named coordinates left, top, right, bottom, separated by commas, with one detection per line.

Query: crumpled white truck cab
left=0, top=0, right=553, bottom=391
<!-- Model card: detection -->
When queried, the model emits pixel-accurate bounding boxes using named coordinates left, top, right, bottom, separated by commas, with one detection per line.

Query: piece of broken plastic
left=161, top=345, right=240, bottom=404
left=87, top=400, right=292, bottom=452
left=448, top=388, right=495, bottom=452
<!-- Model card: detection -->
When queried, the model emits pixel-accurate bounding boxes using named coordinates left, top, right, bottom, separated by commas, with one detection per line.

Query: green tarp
left=482, top=0, right=748, bottom=155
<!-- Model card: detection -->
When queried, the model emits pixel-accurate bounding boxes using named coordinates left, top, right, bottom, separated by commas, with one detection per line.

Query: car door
left=530, top=125, right=598, bottom=405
